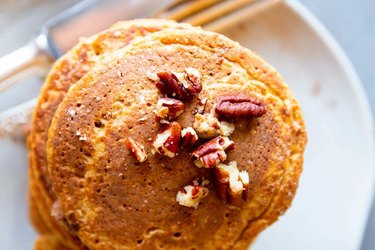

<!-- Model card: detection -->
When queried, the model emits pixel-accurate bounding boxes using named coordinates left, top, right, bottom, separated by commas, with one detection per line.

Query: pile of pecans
left=126, top=68, right=267, bottom=209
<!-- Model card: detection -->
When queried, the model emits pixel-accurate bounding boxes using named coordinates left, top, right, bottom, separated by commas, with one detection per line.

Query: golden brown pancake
left=34, top=235, right=70, bottom=250
left=28, top=172, right=50, bottom=235
left=29, top=166, right=85, bottom=249
left=27, top=19, right=196, bottom=249
left=47, top=28, right=307, bottom=249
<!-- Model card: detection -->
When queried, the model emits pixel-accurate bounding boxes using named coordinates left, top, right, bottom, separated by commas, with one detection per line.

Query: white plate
left=219, top=1, right=375, bottom=249
left=0, top=1, right=374, bottom=249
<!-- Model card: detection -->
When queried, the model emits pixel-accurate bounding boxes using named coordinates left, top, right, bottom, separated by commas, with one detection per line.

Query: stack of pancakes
left=27, top=19, right=307, bottom=249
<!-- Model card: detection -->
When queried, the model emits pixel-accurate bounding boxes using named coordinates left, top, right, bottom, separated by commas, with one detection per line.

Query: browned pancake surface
left=47, top=28, right=306, bottom=249
left=34, top=235, right=70, bottom=250
left=27, top=19, right=195, bottom=249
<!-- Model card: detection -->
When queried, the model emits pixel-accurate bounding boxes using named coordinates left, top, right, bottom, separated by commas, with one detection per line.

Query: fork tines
left=155, top=0, right=258, bottom=27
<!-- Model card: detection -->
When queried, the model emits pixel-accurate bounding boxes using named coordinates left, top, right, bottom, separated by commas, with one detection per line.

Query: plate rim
left=286, top=0, right=374, bottom=131
left=285, top=0, right=375, bottom=244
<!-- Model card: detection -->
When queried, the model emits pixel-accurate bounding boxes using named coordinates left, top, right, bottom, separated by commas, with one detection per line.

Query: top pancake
left=47, top=27, right=306, bottom=250
left=29, top=19, right=195, bottom=202
left=27, top=19, right=196, bottom=248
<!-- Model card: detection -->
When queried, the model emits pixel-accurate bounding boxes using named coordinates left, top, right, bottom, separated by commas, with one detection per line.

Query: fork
left=0, top=0, right=280, bottom=138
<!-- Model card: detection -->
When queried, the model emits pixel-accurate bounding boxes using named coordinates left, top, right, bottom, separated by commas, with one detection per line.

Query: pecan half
left=155, top=98, right=185, bottom=122
left=193, top=113, right=235, bottom=139
left=125, top=138, right=147, bottom=163
left=192, top=136, right=234, bottom=168
left=152, top=122, right=181, bottom=158
left=181, top=127, right=198, bottom=149
left=215, top=95, right=266, bottom=118
left=176, top=178, right=209, bottom=208
left=214, top=161, right=249, bottom=205
left=156, top=70, right=202, bottom=100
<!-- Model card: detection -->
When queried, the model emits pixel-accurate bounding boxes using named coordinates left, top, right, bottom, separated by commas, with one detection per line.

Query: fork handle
left=0, top=40, right=52, bottom=92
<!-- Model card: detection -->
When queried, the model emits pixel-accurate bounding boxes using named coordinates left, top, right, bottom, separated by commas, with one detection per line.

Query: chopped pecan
left=184, top=67, right=202, bottom=94
left=152, top=122, right=181, bottom=158
left=51, top=200, right=64, bottom=221
left=125, top=138, right=147, bottom=163
left=146, top=71, right=159, bottom=81
left=193, top=113, right=235, bottom=139
left=196, top=97, right=208, bottom=114
left=214, top=161, right=249, bottom=205
left=156, top=70, right=202, bottom=100
left=218, top=121, right=235, bottom=137
left=181, top=127, right=198, bottom=149
left=215, top=95, right=266, bottom=118
left=176, top=178, right=209, bottom=208
left=156, top=72, right=185, bottom=99
left=193, top=113, right=220, bottom=139
left=66, top=212, right=81, bottom=231
left=238, top=170, right=250, bottom=201
left=155, top=98, right=185, bottom=122
left=192, top=136, right=234, bottom=168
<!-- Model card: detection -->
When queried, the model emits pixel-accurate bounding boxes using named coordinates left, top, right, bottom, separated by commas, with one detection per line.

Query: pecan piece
left=125, top=138, right=147, bottom=163
left=181, top=127, right=198, bottom=149
left=196, top=97, right=208, bottom=114
left=193, top=113, right=235, bottom=139
left=156, top=72, right=187, bottom=99
left=214, top=161, right=249, bottom=205
left=192, top=136, right=234, bottom=168
left=176, top=178, right=209, bottom=208
left=193, top=113, right=220, bottom=139
left=156, top=70, right=202, bottom=100
left=184, top=67, right=202, bottom=94
left=218, top=121, right=235, bottom=137
left=152, top=122, right=181, bottom=158
left=51, top=200, right=64, bottom=222
left=155, top=98, right=185, bottom=122
left=146, top=71, right=159, bottom=81
left=215, top=95, right=266, bottom=118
